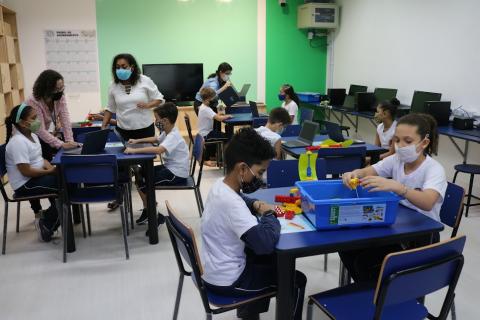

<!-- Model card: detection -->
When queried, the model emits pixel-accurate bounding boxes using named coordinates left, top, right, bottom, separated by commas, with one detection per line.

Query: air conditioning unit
left=297, top=3, right=339, bottom=29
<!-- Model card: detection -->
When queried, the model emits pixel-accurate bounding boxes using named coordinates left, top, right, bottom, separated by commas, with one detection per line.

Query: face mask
left=221, top=74, right=230, bottom=82
left=240, top=166, right=264, bottom=194
left=395, top=143, right=423, bottom=163
left=51, top=91, right=64, bottom=101
left=116, top=68, right=132, bottom=81
left=155, top=121, right=165, bottom=132
left=278, top=94, right=286, bottom=101
left=28, top=119, right=41, bottom=133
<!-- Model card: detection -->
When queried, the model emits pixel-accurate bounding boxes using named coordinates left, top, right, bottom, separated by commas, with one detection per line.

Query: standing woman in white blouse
left=101, top=53, right=164, bottom=140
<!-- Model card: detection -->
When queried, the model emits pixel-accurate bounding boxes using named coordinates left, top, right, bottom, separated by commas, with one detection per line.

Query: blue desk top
left=250, top=187, right=444, bottom=255
left=438, top=124, right=480, bottom=142
left=224, top=113, right=268, bottom=124
left=52, top=146, right=156, bottom=165
left=281, top=135, right=385, bottom=157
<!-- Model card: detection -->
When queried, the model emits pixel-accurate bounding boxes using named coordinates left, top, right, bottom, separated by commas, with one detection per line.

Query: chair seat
left=310, top=283, right=428, bottom=320
left=454, top=164, right=480, bottom=175
left=12, top=193, right=58, bottom=201
left=155, top=176, right=196, bottom=190
left=207, top=287, right=276, bottom=308
left=69, top=187, right=118, bottom=203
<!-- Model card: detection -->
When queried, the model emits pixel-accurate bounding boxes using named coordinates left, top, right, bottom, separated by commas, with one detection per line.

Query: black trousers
left=205, top=253, right=306, bottom=319
left=115, top=123, right=155, bottom=140
left=339, top=232, right=440, bottom=282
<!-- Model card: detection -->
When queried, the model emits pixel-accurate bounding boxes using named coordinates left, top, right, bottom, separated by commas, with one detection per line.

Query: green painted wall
left=265, top=0, right=327, bottom=110
left=95, top=0, right=257, bottom=106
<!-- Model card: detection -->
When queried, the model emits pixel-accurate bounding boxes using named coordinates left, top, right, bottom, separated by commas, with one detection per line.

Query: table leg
left=463, top=140, right=469, bottom=164
left=72, top=204, right=81, bottom=224
left=276, top=253, right=296, bottom=320
left=145, top=159, right=158, bottom=245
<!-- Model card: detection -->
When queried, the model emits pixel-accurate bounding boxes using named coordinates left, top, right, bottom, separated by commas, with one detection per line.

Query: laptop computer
left=249, top=101, right=268, bottom=118
left=425, top=101, right=451, bottom=126
left=113, top=128, right=154, bottom=149
left=327, top=88, right=346, bottom=106
left=63, top=129, right=110, bottom=155
left=282, top=120, right=319, bottom=148
left=236, top=84, right=251, bottom=101
left=323, top=121, right=364, bottom=144
left=356, top=92, right=377, bottom=112
left=218, top=86, right=240, bottom=107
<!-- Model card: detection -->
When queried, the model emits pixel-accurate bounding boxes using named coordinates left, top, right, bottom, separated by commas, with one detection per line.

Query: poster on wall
left=44, top=30, right=99, bottom=92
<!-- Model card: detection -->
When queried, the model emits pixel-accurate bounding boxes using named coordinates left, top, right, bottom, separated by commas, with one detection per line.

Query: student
left=374, top=98, right=400, bottom=160
left=340, top=113, right=447, bottom=281
left=255, top=107, right=291, bottom=160
left=201, top=128, right=306, bottom=320
left=197, top=87, right=232, bottom=166
left=279, top=84, right=300, bottom=125
left=101, top=53, right=164, bottom=140
left=5, top=104, right=60, bottom=242
left=124, top=102, right=189, bottom=228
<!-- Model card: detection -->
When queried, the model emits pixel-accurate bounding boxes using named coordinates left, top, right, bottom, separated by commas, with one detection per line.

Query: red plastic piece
left=274, top=195, right=301, bottom=203
left=284, top=211, right=295, bottom=220
left=274, top=206, right=285, bottom=217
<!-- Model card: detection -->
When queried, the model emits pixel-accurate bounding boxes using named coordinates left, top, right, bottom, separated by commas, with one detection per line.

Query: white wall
left=5, top=0, right=101, bottom=121
left=331, top=0, right=480, bottom=194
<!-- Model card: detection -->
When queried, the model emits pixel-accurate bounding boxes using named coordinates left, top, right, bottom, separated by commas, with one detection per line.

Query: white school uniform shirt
left=201, top=178, right=258, bottom=286
left=157, top=127, right=189, bottom=178
left=376, top=120, right=397, bottom=149
left=106, top=74, right=164, bottom=131
left=255, top=126, right=281, bottom=148
left=6, top=133, right=45, bottom=191
left=372, top=154, right=447, bottom=221
left=282, top=100, right=299, bottom=125
left=197, top=104, right=216, bottom=137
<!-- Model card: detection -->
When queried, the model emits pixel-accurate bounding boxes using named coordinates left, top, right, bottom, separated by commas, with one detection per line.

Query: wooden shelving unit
left=0, top=4, right=24, bottom=144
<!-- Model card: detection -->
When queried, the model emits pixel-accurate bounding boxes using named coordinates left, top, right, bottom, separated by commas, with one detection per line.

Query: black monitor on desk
left=374, top=88, right=397, bottom=102
left=410, top=91, right=442, bottom=113
left=327, top=88, right=346, bottom=106
left=348, top=84, right=367, bottom=96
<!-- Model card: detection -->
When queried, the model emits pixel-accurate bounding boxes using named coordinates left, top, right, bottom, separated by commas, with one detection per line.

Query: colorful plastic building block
left=274, top=195, right=301, bottom=203
left=283, top=203, right=302, bottom=214
left=274, top=206, right=285, bottom=218
left=349, top=178, right=360, bottom=189
left=284, top=211, right=295, bottom=220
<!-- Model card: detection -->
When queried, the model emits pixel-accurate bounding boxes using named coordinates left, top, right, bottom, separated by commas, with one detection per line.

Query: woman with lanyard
left=193, top=62, right=233, bottom=131
left=101, top=53, right=164, bottom=140
left=26, top=70, right=78, bottom=216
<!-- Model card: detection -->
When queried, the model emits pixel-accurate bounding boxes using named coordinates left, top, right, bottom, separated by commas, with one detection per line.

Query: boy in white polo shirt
left=125, top=102, right=189, bottom=227
left=255, top=107, right=291, bottom=160
left=201, top=128, right=307, bottom=320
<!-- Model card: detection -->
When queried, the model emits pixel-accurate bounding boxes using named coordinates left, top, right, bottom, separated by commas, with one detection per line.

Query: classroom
left=0, top=0, right=479, bottom=319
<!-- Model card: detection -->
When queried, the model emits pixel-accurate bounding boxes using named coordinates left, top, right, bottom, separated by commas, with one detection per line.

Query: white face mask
left=395, top=143, right=422, bottom=163
left=221, top=74, right=230, bottom=82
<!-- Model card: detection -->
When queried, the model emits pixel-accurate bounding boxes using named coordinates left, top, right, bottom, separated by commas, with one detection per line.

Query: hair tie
left=15, top=102, right=28, bottom=124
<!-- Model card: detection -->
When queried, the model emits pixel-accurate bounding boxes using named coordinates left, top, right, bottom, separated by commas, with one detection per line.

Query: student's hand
left=342, top=171, right=360, bottom=189
left=137, top=102, right=149, bottom=109
left=128, top=139, right=138, bottom=144
left=360, top=176, right=402, bottom=193
left=90, top=113, right=104, bottom=121
left=62, top=141, right=79, bottom=149
left=124, top=147, right=137, bottom=154
left=254, top=201, right=275, bottom=215
left=46, top=166, right=57, bottom=174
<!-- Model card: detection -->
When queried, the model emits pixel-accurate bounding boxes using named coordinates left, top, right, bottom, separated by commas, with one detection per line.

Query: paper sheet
left=279, top=214, right=315, bottom=234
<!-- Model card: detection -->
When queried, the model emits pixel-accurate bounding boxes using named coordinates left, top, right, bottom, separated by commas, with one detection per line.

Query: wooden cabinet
left=0, top=5, right=24, bottom=143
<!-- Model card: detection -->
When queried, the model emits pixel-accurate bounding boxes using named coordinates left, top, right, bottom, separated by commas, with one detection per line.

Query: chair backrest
left=316, top=146, right=366, bottom=175
left=267, top=159, right=327, bottom=188
left=184, top=114, right=194, bottom=148
left=191, top=135, right=205, bottom=187
left=252, top=117, right=268, bottom=129
left=374, top=236, right=466, bottom=320
left=165, top=201, right=211, bottom=311
left=299, top=108, right=314, bottom=124
left=0, top=144, right=10, bottom=201
left=281, top=124, right=301, bottom=137
left=440, top=182, right=465, bottom=237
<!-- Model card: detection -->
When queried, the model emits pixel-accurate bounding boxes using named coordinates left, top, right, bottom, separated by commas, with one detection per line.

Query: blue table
left=281, top=134, right=386, bottom=163
left=52, top=145, right=157, bottom=252
left=250, top=187, right=444, bottom=320
left=438, top=124, right=480, bottom=163
left=223, top=113, right=268, bottom=136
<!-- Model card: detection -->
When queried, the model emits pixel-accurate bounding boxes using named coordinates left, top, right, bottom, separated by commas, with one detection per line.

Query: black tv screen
left=142, top=63, right=203, bottom=102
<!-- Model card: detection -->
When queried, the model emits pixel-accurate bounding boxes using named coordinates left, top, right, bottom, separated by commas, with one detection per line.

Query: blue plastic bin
left=298, top=92, right=321, bottom=103
left=295, top=180, right=401, bottom=230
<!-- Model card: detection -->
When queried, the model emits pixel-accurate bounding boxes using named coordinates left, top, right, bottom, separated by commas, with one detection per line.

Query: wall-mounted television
left=142, top=63, right=203, bottom=103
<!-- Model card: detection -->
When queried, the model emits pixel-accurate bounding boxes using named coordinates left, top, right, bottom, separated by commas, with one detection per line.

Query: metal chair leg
left=63, top=204, right=71, bottom=263
left=80, top=205, right=87, bottom=238
left=451, top=299, right=457, bottom=320
left=205, top=314, right=212, bottom=320
left=465, top=174, right=474, bottom=217
left=128, top=182, right=134, bottom=230
left=324, top=254, right=328, bottom=272
left=2, top=202, right=9, bottom=255
left=119, top=204, right=130, bottom=260
left=86, top=204, right=91, bottom=236
left=453, top=170, right=459, bottom=183
left=172, top=274, right=184, bottom=320
left=16, top=202, right=20, bottom=233
left=307, top=300, right=314, bottom=320
left=123, top=192, right=130, bottom=236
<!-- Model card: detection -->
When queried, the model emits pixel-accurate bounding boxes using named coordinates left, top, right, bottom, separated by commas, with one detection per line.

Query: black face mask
left=240, top=167, right=264, bottom=194
left=51, top=91, right=64, bottom=101
left=155, top=121, right=165, bottom=132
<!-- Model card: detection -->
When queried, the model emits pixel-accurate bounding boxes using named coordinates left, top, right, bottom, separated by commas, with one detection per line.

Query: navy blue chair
left=307, top=236, right=466, bottom=320
left=0, top=144, right=58, bottom=254
left=165, top=201, right=276, bottom=320
left=60, top=154, right=129, bottom=262
left=156, top=135, right=205, bottom=217
left=452, top=164, right=480, bottom=217
left=266, top=159, right=327, bottom=188
left=281, top=124, right=301, bottom=137
left=252, top=117, right=268, bottom=128
left=316, top=146, right=366, bottom=177
left=299, top=108, right=314, bottom=124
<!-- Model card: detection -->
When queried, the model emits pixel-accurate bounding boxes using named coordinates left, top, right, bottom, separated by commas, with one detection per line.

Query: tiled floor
left=0, top=166, right=479, bottom=319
